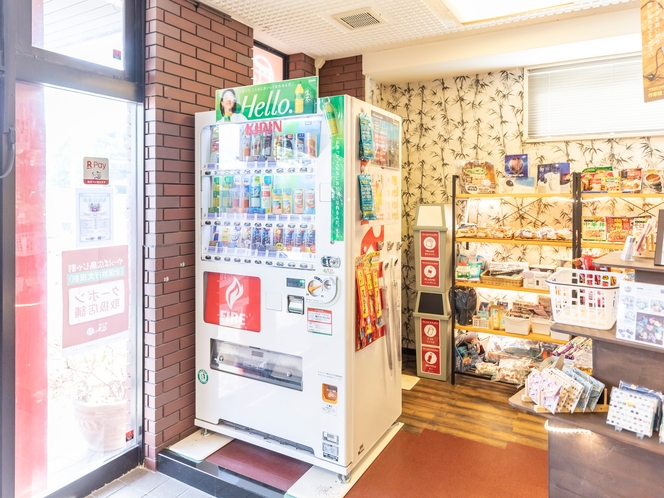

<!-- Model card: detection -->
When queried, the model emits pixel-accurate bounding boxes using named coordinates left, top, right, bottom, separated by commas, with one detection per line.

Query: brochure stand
left=413, top=204, right=451, bottom=381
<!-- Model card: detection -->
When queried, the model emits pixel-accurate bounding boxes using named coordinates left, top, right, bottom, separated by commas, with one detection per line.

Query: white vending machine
left=194, top=79, right=402, bottom=479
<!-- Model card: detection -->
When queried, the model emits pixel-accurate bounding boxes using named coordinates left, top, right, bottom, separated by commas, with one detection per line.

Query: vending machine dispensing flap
left=210, top=339, right=303, bottom=391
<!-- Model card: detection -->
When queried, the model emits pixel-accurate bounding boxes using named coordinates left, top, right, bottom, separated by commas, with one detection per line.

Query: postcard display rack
left=413, top=204, right=452, bottom=381
left=510, top=252, right=664, bottom=497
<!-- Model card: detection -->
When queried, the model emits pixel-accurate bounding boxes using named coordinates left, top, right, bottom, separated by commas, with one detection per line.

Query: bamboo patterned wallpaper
left=368, top=70, right=664, bottom=348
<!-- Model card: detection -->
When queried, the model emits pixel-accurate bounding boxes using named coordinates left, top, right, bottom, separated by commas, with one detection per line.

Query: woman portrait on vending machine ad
left=220, top=88, right=247, bottom=122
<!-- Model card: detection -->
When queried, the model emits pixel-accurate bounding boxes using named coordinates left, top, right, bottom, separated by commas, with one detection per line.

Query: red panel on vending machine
left=205, top=272, right=262, bottom=332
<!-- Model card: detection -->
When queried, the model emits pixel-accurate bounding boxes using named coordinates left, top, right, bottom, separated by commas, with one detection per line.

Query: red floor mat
left=206, top=440, right=312, bottom=491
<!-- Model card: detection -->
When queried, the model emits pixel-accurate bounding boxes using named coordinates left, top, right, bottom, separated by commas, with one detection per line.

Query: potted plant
left=49, top=344, right=129, bottom=453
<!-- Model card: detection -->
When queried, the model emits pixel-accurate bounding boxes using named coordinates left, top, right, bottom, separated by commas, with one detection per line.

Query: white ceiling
left=202, top=0, right=643, bottom=83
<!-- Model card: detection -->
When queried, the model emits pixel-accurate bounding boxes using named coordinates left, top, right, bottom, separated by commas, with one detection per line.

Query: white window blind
left=527, top=56, right=664, bottom=139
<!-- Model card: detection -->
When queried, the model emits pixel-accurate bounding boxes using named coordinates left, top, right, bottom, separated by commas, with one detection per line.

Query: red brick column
left=289, top=53, right=316, bottom=78
left=319, top=55, right=364, bottom=100
left=144, top=0, right=252, bottom=471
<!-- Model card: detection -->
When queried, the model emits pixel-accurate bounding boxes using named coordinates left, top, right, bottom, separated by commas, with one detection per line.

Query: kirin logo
left=226, top=277, right=243, bottom=311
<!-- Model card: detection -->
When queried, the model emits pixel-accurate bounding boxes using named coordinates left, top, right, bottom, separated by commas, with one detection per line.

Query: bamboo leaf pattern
left=369, top=70, right=664, bottom=349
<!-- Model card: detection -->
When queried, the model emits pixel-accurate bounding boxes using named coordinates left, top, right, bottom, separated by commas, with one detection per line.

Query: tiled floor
left=88, top=467, right=213, bottom=498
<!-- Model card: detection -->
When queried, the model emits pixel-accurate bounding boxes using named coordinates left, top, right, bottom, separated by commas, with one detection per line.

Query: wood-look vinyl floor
left=399, top=361, right=548, bottom=451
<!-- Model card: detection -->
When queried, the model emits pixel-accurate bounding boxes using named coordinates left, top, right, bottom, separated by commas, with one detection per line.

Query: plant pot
left=73, top=399, right=127, bottom=453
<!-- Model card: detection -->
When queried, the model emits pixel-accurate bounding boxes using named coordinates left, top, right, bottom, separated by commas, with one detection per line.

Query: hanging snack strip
left=356, top=252, right=385, bottom=350
left=358, top=174, right=377, bottom=221
left=356, top=255, right=373, bottom=350
left=358, top=113, right=375, bottom=161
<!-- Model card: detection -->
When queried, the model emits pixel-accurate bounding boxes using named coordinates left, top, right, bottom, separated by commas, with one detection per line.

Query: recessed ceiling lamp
left=441, top=0, right=574, bottom=24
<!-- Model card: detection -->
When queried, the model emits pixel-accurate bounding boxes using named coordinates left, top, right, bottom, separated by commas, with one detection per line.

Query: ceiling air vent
left=331, top=7, right=386, bottom=30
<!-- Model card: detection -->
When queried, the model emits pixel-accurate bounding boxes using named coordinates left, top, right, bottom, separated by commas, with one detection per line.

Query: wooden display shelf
left=551, top=322, right=664, bottom=355
left=456, top=192, right=573, bottom=199
left=581, top=192, right=664, bottom=199
left=594, top=251, right=664, bottom=274
left=581, top=241, right=624, bottom=249
left=455, top=280, right=550, bottom=294
left=509, top=390, right=664, bottom=457
left=455, top=237, right=572, bottom=247
left=455, top=324, right=567, bottom=344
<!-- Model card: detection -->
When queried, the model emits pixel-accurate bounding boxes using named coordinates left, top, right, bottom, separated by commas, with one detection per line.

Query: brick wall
left=288, top=53, right=316, bottom=78
left=144, top=0, right=252, bottom=471
left=319, top=55, right=364, bottom=100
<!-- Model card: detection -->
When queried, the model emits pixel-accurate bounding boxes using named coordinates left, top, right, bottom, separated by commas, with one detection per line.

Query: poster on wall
left=76, top=189, right=113, bottom=246
left=641, top=0, right=664, bottom=102
left=61, top=245, right=130, bottom=354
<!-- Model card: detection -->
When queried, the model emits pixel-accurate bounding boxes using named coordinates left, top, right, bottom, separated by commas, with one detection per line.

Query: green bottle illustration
left=294, top=83, right=304, bottom=114
left=323, top=98, right=338, bottom=136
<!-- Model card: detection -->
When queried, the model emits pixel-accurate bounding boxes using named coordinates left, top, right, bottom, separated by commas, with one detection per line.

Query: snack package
left=582, top=216, right=606, bottom=242
left=605, top=176, right=621, bottom=192
left=606, top=216, right=631, bottom=243
left=358, top=113, right=374, bottom=161
left=358, top=174, right=377, bottom=220
left=459, top=161, right=496, bottom=194
left=456, top=223, right=478, bottom=237
left=642, top=169, right=663, bottom=194
left=620, top=168, right=642, bottom=193
left=631, top=216, right=652, bottom=240
left=580, top=166, right=615, bottom=192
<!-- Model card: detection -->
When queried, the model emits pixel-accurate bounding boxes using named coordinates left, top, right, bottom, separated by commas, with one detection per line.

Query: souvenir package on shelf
left=459, top=160, right=496, bottom=194
left=607, top=382, right=663, bottom=439
left=500, top=154, right=535, bottom=193
left=522, top=356, right=606, bottom=414
left=642, top=169, right=664, bottom=194
left=537, top=162, right=571, bottom=193
left=619, top=168, right=642, bottom=193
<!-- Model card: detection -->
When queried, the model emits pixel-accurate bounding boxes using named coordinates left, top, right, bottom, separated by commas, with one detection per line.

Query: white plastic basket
left=546, top=269, right=624, bottom=330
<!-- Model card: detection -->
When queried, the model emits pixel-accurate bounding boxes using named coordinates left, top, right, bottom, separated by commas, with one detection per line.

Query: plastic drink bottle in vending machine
left=250, top=176, right=262, bottom=208
left=305, top=132, right=317, bottom=158
left=305, top=189, right=315, bottom=215
left=296, top=133, right=305, bottom=155
left=293, top=189, right=304, bottom=214
left=221, top=175, right=232, bottom=212
left=294, top=84, right=304, bottom=114
left=242, top=131, right=251, bottom=160
left=282, top=188, right=292, bottom=214
left=262, top=133, right=273, bottom=157
left=272, top=188, right=282, bottom=215
left=231, top=175, right=242, bottom=209
left=242, top=176, right=251, bottom=210
left=261, top=175, right=272, bottom=214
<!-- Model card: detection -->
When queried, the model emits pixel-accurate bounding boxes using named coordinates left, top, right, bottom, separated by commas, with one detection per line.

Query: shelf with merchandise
left=455, top=280, right=549, bottom=295
left=456, top=236, right=572, bottom=247
left=454, top=324, right=567, bottom=345
left=581, top=192, right=664, bottom=199
left=456, top=192, right=573, bottom=199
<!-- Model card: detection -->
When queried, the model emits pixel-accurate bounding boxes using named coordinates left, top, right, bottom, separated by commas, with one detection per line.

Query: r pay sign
left=83, top=156, right=109, bottom=185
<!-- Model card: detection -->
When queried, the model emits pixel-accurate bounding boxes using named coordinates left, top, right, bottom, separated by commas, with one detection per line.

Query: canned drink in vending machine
left=306, top=227, right=316, bottom=253
left=251, top=223, right=262, bottom=250
left=274, top=223, right=284, bottom=248
left=295, top=224, right=308, bottom=248
left=284, top=224, right=296, bottom=248
left=229, top=222, right=242, bottom=248
left=262, top=224, right=272, bottom=249
left=305, top=132, right=317, bottom=158
left=240, top=222, right=252, bottom=249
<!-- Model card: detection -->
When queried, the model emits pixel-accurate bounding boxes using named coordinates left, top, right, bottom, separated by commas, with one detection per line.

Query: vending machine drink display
left=195, top=79, right=403, bottom=479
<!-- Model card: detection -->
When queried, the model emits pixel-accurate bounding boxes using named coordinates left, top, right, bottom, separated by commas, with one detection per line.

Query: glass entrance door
left=15, top=82, right=140, bottom=498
